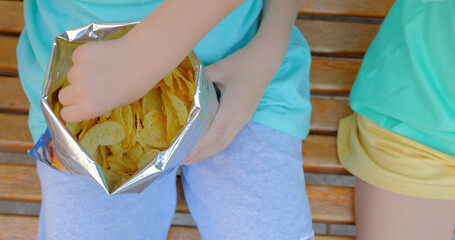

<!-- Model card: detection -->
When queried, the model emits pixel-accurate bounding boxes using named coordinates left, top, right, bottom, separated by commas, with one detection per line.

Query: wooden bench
left=0, top=0, right=394, bottom=239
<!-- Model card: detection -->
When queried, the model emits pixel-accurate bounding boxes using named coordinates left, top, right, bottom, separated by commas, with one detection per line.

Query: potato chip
left=161, top=92, right=181, bottom=143
left=53, top=56, right=196, bottom=179
left=99, top=110, right=112, bottom=123
left=137, top=149, right=160, bottom=169
left=78, top=119, right=97, bottom=141
left=184, top=71, right=196, bottom=102
left=141, top=88, right=162, bottom=119
left=121, top=155, right=138, bottom=172
left=172, top=68, right=195, bottom=102
left=172, top=71, right=189, bottom=99
left=53, top=101, right=62, bottom=120
left=127, top=143, right=143, bottom=162
left=66, top=122, right=82, bottom=137
left=134, top=112, right=146, bottom=148
left=166, top=91, right=188, bottom=126
left=180, top=56, right=196, bottom=76
left=95, top=148, right=108, bottom=169
left=108, top=143, right=123, bottom=158
left=99, top=145, right=108, bottom=166
left=110, top=108, right=124, bottom=126
left=121, top=105, right=134, bottom=150
left=163, top=73, right=174, bottom=89
left=140, top=109, right=168, bottom=148
left=108, top=157, right=129, bottom=175
left=80, top=121, right=125, bottom=157
left=128, top=122, right=137, bottom=149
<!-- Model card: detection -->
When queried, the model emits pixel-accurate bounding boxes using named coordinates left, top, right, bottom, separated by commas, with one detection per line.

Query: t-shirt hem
left=251, top=110, right=310, bottom=140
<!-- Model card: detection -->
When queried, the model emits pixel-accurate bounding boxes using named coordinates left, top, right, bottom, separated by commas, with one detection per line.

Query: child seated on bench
left=18, top=0, right=315, bottom=239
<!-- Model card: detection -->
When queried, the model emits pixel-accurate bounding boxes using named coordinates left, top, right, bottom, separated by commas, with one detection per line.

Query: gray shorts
left=36, top=121, right=314, bottom=240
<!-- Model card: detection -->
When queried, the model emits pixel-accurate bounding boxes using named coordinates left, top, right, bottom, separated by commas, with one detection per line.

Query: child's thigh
left=355, top=178, right=455, bottom=240
left=180, top=121, right=314, bottom=240
left=36, top=161, right=178, bottom=240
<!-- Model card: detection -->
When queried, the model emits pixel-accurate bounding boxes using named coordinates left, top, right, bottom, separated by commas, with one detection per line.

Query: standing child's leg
left=355, top=178, right=455, bottom=240
left=180, top=121, right=314, bottom=240
left=36, top=161, right=178, bottom=240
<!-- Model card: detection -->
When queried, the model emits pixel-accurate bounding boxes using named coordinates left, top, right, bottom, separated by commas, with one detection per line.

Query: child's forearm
left=124, top=0, right=246, bottom=88
left=245, top=0, right=303, bottom=79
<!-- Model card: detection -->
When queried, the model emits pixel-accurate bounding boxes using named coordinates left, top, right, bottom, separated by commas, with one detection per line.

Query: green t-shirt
left=18, top=0, right=312, bottom=142
left=350, top=0, right=455, bottom=154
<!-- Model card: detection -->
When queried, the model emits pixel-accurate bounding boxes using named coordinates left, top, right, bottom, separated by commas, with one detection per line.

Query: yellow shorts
left=337, top=113, right=455, bottom=200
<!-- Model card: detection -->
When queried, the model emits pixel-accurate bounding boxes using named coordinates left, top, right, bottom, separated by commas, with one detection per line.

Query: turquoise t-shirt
left=17, top=0, right=311, bottom=143
left=350, top=0, right=455, bottom=155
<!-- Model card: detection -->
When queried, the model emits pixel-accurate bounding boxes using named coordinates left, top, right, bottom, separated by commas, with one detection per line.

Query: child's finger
left=182, top=115, right=228, bottom=163
left=182, top=92, right=240, bottom=164
left=60, top=104, right=91, bottom=123
left=182, top=119, right=230, bottom=164
left=58, top=85, right=78, bottom=106
left=66, top=67, right=79, bottom=84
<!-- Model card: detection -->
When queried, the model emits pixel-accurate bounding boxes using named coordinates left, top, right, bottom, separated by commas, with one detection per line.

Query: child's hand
left=181, top=0, right=302, bottom=164
left=58, top=37, right=159, bottom=123
left=181, top=45, right=275, bottom=165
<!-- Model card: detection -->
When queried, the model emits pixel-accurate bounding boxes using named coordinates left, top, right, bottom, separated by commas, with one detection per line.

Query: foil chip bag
left=30, top=22, right=219, bottom=194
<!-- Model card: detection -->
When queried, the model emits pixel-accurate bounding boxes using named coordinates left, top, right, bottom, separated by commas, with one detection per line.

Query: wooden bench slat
left=0, top=108, right=351, bottom=175
left=0, top=21, right=379, bottom=77
left=0, top=214, right=354, bottom=240
left=0, top=58, right=358, bottom=114
left=0, top=36, right=18, bottom=76
left=0, top=151, right=35, bottom=165
left=302, top=135, right=348, bottom=175
left=0, top=1, right=24, bottom=35
left=0, top=60, right=357, bottom=114
left=0, top=214, right=202, bottom=240
left=0, top=163, right=41, bottom=202
left=0, top=113, right=33, bottom=152
left=175, top=176, right=189, bottom=213
left=0, top=163, right=354, bottom=223
left=300, top=0, right=393, bottom=18
left=308, top=185, right=354, bottom=224
left=0, top=214, right=38, bottom=240
left=0, top=163, right=190, bottom=212
left=316, top=236, right=355, bottom=240
left=297, top=20, right=379, bottom=57
left=0, top=115, right=350, bottom=175
left=0, top=76, right=29, bottom=112
left=310, top=98, right=352, bottom=134
left=310, top=57, right=360, bottom=94
left=0, top=98, right=350, bottom=153
left=167, top=226, right=201, bottom=240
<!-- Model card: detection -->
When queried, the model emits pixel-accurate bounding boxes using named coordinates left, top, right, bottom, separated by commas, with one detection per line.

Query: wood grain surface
left=0, top=163, right=354, bottom=223
left=0, top=213, right=356, bottom=240
left=300, top=0, right=394, bottom=18
left=297, top=20, right=380, bottom=57
left=302, top=135, right=349, bottom=175
left=0, top=1, right=23, bottom=35
left=0, top=76, right=29, bottom=112
left=0, top=36, right=18, bottom=76
left=0, top=98, right=352, bottom=153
